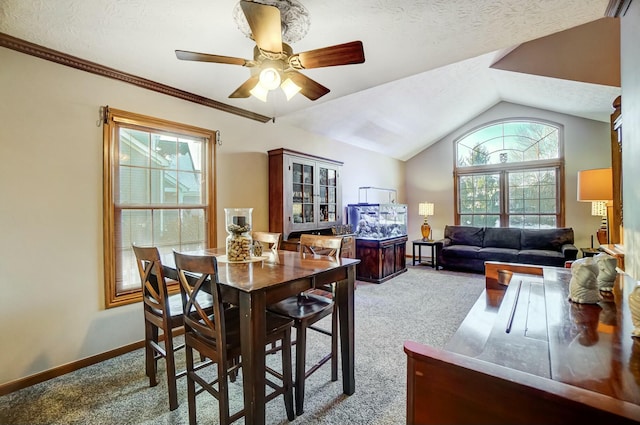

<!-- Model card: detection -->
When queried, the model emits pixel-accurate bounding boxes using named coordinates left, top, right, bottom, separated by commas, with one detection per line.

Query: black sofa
left=436, top=225, right=578, bottom=273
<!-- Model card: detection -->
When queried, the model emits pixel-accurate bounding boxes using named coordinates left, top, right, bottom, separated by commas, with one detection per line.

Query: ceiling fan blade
left=240, top=0, right=283, bottom=53
left=229, top=76, right=260, bottom=98
left=175, top=50, right=249, bottom=66
left=287, top=72, right=330, bottom=101
left=292, top=41, right=365, bottom=69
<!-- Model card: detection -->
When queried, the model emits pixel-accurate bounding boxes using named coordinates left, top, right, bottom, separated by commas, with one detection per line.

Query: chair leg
left=185, top=344, right=197, bottom=425
left=218, top=355, right=231, bottom=425
left=145, top=320, right=158, bottom=387
left=295, top=324, right=307, bottom=416
left=281, top=328, right=295, bottom=421
left=163, top=328, right=179, bottom=411
left=331, top=309, right=339, bottom=382
left=228, top=356, right=239, bottom=383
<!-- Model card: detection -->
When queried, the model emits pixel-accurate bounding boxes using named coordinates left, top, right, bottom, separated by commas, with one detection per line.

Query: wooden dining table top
left=163, top=247, right=359, bottom=292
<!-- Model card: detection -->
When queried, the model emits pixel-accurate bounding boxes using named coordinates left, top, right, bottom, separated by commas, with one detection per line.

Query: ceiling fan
left=175, top=0, right=365, bottom=102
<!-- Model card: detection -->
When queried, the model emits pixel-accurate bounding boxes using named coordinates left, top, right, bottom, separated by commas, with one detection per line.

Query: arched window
left=454, top=119, right=564, bottom=228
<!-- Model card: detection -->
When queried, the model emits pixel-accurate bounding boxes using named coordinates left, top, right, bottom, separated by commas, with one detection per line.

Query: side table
left=412, top=239, right=438, bottom=269
left=580, top=247, right=601, bottom=258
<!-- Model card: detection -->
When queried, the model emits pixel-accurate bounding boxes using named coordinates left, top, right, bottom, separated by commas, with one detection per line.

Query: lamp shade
left=577, top=168, right=613, bottom=201
left=418, top=202, right=434, bottom=216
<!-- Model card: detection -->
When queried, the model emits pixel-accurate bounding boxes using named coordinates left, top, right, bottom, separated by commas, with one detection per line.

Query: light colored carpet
left=0, top=266, right=484, bottom=425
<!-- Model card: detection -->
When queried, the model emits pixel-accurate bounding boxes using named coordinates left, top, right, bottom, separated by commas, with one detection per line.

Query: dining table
left=163, top=247, right=360, bottom=424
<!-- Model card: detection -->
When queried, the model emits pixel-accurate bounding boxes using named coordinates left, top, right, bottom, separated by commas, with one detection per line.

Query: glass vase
left=225, top=207, right=253, bottom=261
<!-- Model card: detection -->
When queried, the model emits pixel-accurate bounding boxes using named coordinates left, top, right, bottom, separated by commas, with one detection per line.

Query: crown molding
left=0, top=32, right=271, bottom=123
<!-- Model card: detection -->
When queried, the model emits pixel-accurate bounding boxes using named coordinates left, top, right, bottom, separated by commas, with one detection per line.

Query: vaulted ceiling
left=0, top=0, right=620, bottom=160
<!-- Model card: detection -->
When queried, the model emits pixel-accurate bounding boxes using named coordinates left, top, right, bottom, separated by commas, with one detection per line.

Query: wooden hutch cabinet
left=268, top=148, right=344, bottom=241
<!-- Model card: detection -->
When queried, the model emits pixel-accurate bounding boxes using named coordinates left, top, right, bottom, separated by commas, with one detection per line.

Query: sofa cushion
left=483, top=227, right=521, bottom=250
left=521, top=228, right=574, bottom=251
left=442, top=245, right=481, bottom=260
left=477, top=247, right=519, bottom=262
left=445, top=225, right=484, bottom=247
left=518, top=249, right=565, bottom=266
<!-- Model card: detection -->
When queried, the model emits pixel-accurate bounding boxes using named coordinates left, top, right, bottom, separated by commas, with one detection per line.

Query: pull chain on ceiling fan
left=175, top=0, right=365, bottom=102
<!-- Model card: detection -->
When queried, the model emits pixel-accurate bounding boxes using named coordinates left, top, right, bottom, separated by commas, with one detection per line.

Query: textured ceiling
left=0, top=0, right=619, bottom=160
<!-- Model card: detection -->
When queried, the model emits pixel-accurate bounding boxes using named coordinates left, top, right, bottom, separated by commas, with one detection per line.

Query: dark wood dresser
left=405, top=261, right=640, bottom=424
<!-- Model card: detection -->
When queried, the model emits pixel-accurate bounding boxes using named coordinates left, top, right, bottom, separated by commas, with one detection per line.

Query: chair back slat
left=299, top=234, right=341, bottom=258
left=173, top=251, right=227, bottom=349
left=133, top=245, right=170, bottom=315
left=252, top=231, right=281, bottom=254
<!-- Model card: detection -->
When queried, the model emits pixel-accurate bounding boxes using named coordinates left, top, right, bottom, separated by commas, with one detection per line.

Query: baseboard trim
left=0, top=326, right=189, bottom=396
left=0, top=340, right=147, bottom=396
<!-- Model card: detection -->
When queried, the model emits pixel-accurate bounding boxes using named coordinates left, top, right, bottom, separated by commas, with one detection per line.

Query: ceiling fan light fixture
left=281, top=77, right=301, bottom=100
left=177, top=1, right=364, bottom=103
left=249, top=82, right=270, bottom=102
left=258, top=67, right=281, bottom=90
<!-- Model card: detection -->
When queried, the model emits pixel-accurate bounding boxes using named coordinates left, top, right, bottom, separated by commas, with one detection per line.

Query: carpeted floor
left=0, top=266, right=484, bottom=425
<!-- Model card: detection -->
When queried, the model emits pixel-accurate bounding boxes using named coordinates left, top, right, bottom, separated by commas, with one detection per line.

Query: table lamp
left=577, top=168, right=612, bottom=245
left=418, top=202, right=434, bottom=240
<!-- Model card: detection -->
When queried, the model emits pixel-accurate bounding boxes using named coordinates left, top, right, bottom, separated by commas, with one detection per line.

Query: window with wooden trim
left=454, top=119, right=564, bottom=228
left=103, top=108, right=216, bottom=308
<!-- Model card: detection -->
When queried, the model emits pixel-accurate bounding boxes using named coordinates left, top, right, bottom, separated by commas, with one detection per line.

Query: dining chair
left=133, top=244, right=214, bottom=411
left=251, top=231, right=281, bottom=255
left=267, top=234, right=341, bottom=416
left=173, top=251, right=295, bottom=425
left=253, top=231, right=283, bottom=353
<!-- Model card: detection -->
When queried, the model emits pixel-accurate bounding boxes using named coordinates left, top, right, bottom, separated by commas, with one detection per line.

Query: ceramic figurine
left=568, top=257, right=602, bottom=304
left=595, top=252, right=617, bottom=291
left=629, top=284, right=640, bottom=337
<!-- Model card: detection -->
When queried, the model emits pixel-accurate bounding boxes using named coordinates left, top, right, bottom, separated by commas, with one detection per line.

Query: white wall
left=405, top=102, right=613, bottom=251
left=0, top=47, right=405, bottom=385
left=621, top=2, right=640, bottom=280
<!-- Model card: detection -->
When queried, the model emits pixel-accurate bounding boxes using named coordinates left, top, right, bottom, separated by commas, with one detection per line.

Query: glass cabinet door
left=270, top=148, right=343, bottom=240
left=291, top=159, right=315, bottom=227
left=318, top=165, right=338, bottom=223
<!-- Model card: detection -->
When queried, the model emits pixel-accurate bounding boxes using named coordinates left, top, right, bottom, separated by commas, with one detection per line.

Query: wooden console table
left=405, top=261, right=640, bottom=424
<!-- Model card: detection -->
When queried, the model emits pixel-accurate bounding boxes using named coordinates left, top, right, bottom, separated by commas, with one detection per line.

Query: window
left=454, top=119, right=564, bottom=228
left=103, top=108, right=217, bottom=308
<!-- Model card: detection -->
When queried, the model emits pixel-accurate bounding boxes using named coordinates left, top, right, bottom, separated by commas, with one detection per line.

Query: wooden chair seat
left=189, top=306, right=293, bottom=354
left=268, top=292, right=333, bottom=322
